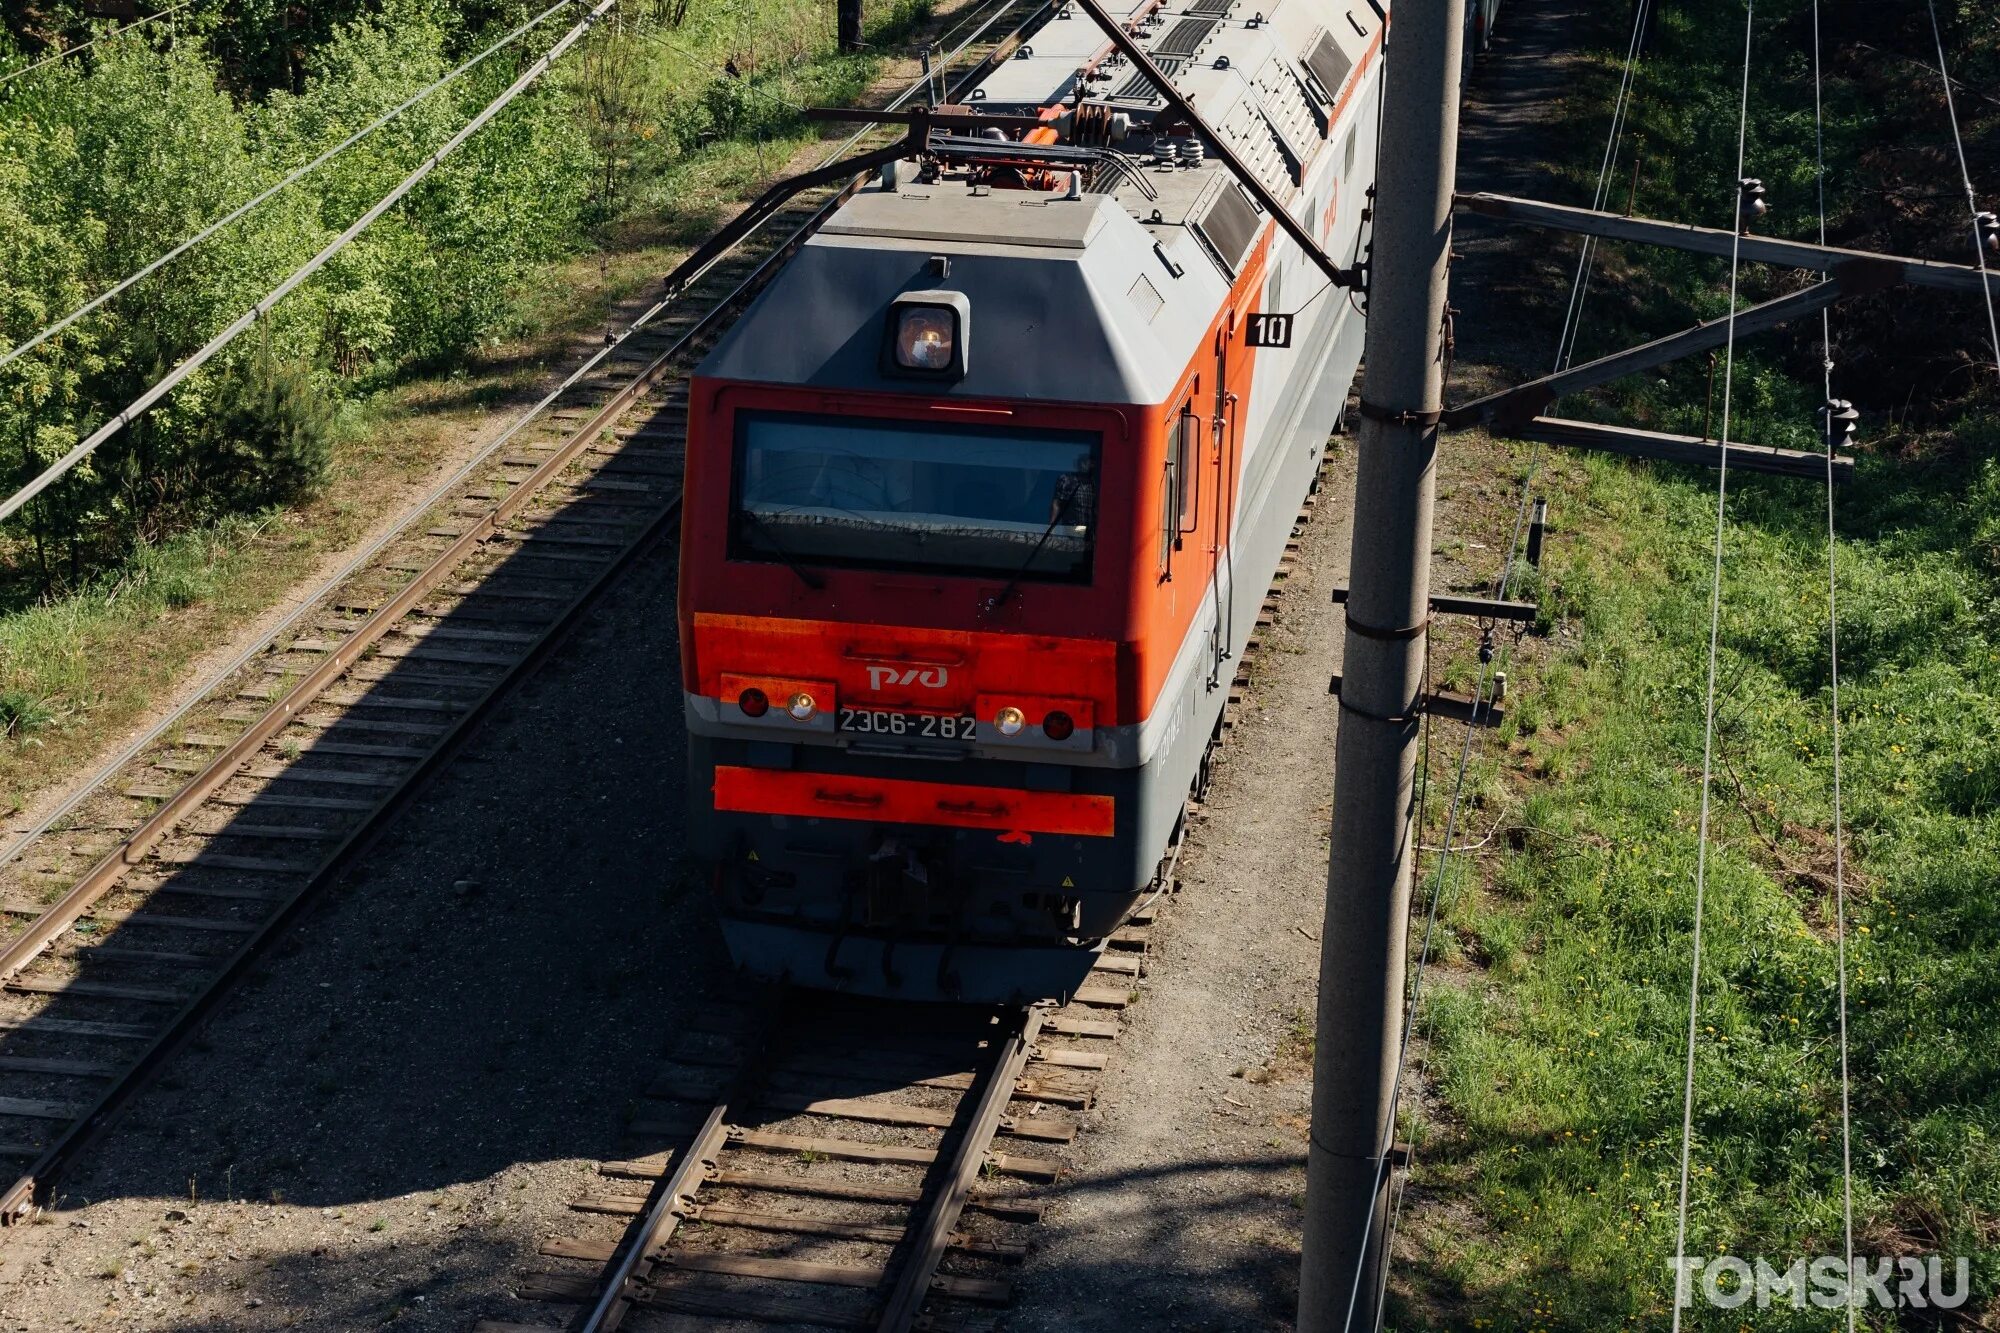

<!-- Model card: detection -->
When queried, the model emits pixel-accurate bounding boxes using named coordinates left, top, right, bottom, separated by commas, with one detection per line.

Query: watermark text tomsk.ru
left=1668, top=1256, right=1969, bottom=1310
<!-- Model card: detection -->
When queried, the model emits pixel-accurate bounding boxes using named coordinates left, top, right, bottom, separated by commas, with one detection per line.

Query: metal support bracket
left=1443, top=260, right=1897, bottom=432
left=1330, top=587, right=1539, bottom=623
left=1327, top=674, right=1504, bottom=728
left=1457, top=190, right=2000, bottom=296
left=1514, top=417, right=1854, bottom=482
left=1439, top=191, right=1935, bottom=477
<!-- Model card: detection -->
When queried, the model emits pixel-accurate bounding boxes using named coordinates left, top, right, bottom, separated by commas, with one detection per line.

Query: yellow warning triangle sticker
left=1061, top=875, right=1075, bottom=887
left=747, top=850, right=760, bottom=861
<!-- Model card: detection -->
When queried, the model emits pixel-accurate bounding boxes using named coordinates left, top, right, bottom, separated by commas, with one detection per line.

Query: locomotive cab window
left=1159, top=400, right=1201, bottom=574
left=731, top=410, right=1099, bottom=582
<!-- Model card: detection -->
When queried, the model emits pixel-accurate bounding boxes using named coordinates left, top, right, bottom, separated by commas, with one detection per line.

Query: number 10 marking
left=1247, top=313, right=1294, bottom=348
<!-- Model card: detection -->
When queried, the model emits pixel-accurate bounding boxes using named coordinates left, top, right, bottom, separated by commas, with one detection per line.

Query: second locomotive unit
left=678, top=0, right=1386, bottom=1002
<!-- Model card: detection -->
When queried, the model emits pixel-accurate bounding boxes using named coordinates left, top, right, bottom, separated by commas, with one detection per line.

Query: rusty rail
left=0, top=323, right=682, bottom=994
left=875, top=1007, right=1046, bottom=1331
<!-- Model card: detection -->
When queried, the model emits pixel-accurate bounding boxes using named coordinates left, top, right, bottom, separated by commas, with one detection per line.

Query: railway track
left=478, top=979, right=1135, bottom=1333
left=0, top=0, right=1050, bottom=1225
left=477, top=472, right=1325, bottom=1333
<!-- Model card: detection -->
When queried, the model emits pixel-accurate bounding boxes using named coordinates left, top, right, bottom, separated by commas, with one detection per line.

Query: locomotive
left=678, top=0, right=1386, bottom=1003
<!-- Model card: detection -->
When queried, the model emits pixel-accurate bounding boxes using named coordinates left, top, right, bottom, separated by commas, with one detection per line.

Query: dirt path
left=1450, top=0, right=1598, bottom=380
left=1001, top=446, right=1355, bottom=1332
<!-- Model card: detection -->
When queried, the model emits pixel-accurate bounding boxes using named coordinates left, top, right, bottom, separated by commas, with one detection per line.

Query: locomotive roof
left=694, top=0, right=1382, bottom=406
left=696, top=187, right=1231, bottom=405
left=819, top=188, right=1116, bottom=249
left=974, top=0, right=1381, bottom=206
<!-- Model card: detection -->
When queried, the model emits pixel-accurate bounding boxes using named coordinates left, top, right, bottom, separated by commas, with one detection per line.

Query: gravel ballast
left=1, top=538, right=731, bottom=1333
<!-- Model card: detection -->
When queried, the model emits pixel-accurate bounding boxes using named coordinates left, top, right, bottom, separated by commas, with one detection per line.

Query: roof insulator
left=1817, top=397, right=1859, bottom=451
left=1978, top=210, right=2000, bottom=254
left=1738, top=178, right=1768, bottom=231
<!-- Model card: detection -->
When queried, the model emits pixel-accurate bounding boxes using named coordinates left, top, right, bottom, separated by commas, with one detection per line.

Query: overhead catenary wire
left=1923, top=0, right=2000, bottom=378
left=1807, top=4, right=1858, bottom=1329
left=0, top=0, right=207, bottom=90
left=1552, top=0, right=1652, bottom=372
left=0, top=0, right=581, bottom=379
left=1670, top=4, right=1757, bottom=1327
left=0, top=0, right=622, bottom=531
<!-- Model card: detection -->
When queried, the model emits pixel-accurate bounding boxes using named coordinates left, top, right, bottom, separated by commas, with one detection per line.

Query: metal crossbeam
left=1445, top=266, right=1891, bottom=430
left=1328, top=587, right=1539, bottom=622
left=1511, top=417, right=1854, bottom=482
left=1326, top=675, right=1504, bottom=728
left=1457, top=191, right=2000, bottom=297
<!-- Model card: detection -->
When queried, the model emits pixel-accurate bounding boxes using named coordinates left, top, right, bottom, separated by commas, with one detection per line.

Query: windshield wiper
left=738, top=510, right=826, bottom=589
left=982, top=493, right=1081, bottom=617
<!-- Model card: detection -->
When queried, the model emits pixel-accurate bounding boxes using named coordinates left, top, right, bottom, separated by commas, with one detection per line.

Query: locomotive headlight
left=883, top=291, right=970, bottom=379
left=894, top=307, right=955, bottom=370
left=787, top=691, right=818, bottom=721
left=995, top=706, right=1026, bottom=737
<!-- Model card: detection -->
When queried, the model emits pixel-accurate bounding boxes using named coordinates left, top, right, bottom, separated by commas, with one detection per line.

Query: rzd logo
left=866, top=665, right=949, bottom=690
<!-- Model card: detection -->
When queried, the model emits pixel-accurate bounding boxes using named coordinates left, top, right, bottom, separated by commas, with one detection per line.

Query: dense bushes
left=193, top=343, right=337, bottom=516
left=0, top=0, right=941, bottom=602
left=0, top=2, right=597, bottom=596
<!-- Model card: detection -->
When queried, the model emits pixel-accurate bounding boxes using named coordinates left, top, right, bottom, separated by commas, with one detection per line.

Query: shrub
left=195, top=346, right=336, bottom=515
left=0, top=690, right=53, bottom=737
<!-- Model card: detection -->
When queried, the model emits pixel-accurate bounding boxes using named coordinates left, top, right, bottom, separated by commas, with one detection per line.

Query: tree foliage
left=194, top=340, right=335, bottom=516
left=0, top=0, right=923, bottom=602
left=0, top=2, right=598, bottom=595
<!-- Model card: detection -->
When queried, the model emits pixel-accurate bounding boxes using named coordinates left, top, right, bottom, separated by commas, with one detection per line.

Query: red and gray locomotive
left=678, top=0, right=1387, bottom=1002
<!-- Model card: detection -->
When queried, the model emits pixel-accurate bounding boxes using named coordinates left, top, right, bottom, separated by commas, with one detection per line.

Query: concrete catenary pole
left=1298, top=0, right=1467, bottom=1329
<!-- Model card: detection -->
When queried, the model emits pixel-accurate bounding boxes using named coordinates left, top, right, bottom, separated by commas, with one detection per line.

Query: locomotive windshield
left=730, top=411, right=1099, bottom=581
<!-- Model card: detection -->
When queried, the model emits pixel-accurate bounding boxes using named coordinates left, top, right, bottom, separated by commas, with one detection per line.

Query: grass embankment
left=1397, top=2, right=2000, bottom=1328
left=0, top=0, right=937, bottom=815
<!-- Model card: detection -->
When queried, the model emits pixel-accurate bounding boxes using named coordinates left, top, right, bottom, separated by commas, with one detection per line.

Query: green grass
left=1393, top=0, right=2000, bottom=1327
left=1403, top=442, right=2000, bottom=1329
left=0, top=514, right=278, bottom=801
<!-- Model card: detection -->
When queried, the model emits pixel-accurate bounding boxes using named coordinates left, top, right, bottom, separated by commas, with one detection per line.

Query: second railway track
left=0, top=0, right=1050, bottom=1225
